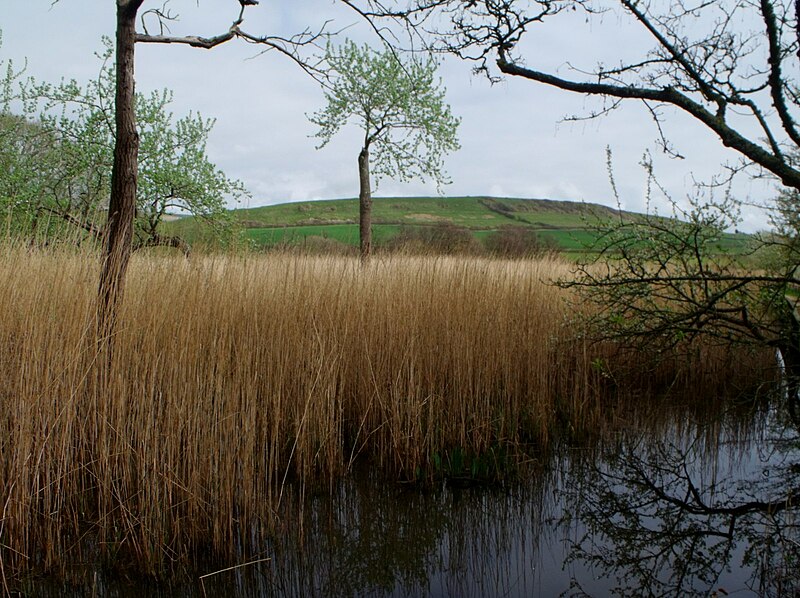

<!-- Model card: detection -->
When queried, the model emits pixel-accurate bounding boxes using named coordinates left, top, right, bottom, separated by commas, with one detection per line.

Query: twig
left=199, top=557, right=272, bottom=597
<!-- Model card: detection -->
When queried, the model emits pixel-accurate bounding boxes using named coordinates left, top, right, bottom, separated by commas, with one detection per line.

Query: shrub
left=484, top=225, right=559, bottom=258
left=383, top=223, right=483, bottom=255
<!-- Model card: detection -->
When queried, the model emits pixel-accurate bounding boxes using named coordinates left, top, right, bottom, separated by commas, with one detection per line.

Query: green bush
left=484, top=226, right=559, bottom=258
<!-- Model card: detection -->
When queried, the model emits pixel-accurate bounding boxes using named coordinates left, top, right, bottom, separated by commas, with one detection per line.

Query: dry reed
left=0, top=244, right=773, bottom=582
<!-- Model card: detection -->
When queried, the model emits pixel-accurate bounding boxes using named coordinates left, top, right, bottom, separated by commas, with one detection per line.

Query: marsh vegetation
left=0, top=244, right=779, bottom=594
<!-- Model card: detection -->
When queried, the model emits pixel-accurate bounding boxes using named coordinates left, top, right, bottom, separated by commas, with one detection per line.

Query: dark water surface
left=26, top=399, right=800, bottom=597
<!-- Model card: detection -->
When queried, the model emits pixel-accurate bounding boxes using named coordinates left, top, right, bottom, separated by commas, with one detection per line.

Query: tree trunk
left=97, top=1, right=143, bottom=343
left=358, top=144, right=372, bottom=264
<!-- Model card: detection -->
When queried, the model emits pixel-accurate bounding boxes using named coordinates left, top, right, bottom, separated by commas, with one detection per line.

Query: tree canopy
left=391, top=0, right=800, bottom=192
left=311, top=40, right=460, bottom=186
left=0, top=42, right=246, bottom=250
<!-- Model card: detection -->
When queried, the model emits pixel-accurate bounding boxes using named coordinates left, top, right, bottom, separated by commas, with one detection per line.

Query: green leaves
left=0, top=39, right=247, bottom=247
left=309, top=40, right=460, bottom=189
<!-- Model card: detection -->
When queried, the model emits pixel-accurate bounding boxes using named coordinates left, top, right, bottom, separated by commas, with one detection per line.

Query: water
left=24, top=398, right=800, bottom=597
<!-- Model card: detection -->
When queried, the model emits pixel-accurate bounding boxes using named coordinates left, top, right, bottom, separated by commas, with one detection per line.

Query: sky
left=0, top=1, right=780, bottom=231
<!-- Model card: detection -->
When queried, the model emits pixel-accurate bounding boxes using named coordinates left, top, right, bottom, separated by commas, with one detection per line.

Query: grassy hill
left=166, top=196, right=751, bottom=254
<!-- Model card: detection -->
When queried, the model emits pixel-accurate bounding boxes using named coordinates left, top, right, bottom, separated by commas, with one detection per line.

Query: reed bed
left=0, top=245, right=773, bottom=583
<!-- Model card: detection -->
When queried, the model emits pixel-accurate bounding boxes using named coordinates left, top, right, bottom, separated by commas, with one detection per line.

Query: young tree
left=0, top=114, right=60, bottom=238
left=0, top=38, right=49, bottom=236
left=309, top=40, right=460, bottom=262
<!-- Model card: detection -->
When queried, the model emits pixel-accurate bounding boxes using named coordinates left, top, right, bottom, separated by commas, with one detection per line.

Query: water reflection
left=24, top=397, right=799, bottom=597
left=198, top=471, right=559, bottom=597
left=562, top=403, right=800, bottom=597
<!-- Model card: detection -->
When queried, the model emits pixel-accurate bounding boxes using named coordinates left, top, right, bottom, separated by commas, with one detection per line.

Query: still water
left=29, top=398, right=800, bottom=597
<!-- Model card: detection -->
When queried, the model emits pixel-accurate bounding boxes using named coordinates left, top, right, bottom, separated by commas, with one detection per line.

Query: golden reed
left=0, top=245, right=772, bottom=582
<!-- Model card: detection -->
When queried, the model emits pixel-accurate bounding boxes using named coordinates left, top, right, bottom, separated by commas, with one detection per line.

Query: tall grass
left=0, top=245, right=773, bottom=583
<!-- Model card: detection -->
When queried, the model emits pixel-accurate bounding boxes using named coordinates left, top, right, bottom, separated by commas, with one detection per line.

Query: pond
left=25, top=395, right=799, bottom=597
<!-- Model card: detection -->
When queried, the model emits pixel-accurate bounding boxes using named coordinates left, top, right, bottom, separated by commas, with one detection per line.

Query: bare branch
left=135, top=20, right=240, bottom=49
left=38, top=206, right=102, bottom=240
left=495, top=56, right=800, bottom=191
left=761, top=0, right=800, bottom=147
left=134, top=4, right=330, bottom=82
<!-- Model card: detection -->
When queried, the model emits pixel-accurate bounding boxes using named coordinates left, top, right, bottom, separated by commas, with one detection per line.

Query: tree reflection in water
left=562, top=401, right=800, bottom=597
left=24, top=396, right=799, bottom=597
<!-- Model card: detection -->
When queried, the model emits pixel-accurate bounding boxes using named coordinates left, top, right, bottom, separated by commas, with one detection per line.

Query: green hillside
left=166, top=196, right=752, bottom=254
left=231, top=196, right=623, bottom=229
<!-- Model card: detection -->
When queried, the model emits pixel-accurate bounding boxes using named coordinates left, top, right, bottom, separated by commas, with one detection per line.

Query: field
left=165, top=196, right=752, bottom=254
left=0, top=245, right=773, bottom=585
left=245, top=223, right=404, bottom=246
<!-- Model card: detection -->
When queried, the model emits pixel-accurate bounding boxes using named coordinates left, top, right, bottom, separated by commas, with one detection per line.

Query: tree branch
left=496, top=56, right=800, bottom=190
left=134, top=7, right=329, bottom=82
left=619, top=0, right=723, bottom=107
left=135, top=20, right=241, bottom=49
left=761, top=0, right=800, bottom=148
left=38, top=206, right=103, bottom=240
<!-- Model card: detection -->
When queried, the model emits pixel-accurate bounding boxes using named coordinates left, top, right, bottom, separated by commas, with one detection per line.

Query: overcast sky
left=0, top=1, right=779, bottom=231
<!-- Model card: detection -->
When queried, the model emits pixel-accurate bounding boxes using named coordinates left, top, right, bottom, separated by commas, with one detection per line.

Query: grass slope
left=167, top=196, right=751, bottom=253
left=233, top=196, right=622, bottom=229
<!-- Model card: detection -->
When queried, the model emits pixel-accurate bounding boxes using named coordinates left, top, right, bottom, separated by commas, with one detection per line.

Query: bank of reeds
left=0, top=245, right=773, bottom=583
